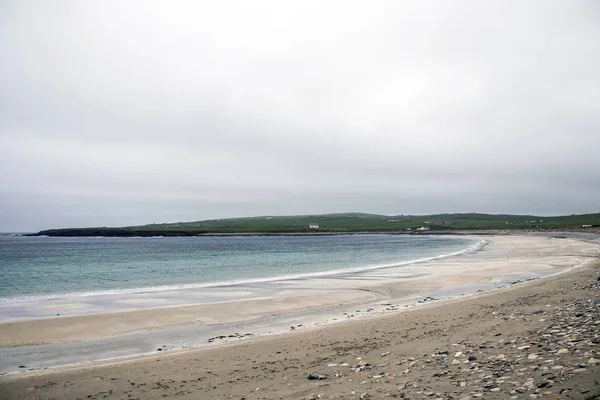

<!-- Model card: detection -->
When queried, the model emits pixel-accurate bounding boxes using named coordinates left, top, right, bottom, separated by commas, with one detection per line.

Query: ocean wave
left=0, top=239, right=487, bottom=304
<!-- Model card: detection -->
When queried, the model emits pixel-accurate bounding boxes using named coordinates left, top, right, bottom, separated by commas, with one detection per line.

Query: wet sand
left=0, top=290, right=378, bottom=347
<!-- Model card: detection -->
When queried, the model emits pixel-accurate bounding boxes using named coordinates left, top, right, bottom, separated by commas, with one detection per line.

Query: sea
left=0, top=234, right=478, bottom=304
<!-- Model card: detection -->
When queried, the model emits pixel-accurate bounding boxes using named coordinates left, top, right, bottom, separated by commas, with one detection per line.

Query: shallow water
left=0, top=234, right=476, bottom=303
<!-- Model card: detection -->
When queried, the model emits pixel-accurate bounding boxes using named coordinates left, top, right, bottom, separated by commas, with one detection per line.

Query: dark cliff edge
left=29, top=229, right=208, bottom=237
left=27, top=229, right=403, bottom=237
left=27, top=227, right=600, bottom=238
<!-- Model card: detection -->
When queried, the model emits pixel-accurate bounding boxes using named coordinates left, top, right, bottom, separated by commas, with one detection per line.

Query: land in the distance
left=32, top=212, right=600, bottom=236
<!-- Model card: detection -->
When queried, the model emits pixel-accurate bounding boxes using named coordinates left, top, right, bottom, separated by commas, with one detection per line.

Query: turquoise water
left=0, top=234, right=477, bottom=302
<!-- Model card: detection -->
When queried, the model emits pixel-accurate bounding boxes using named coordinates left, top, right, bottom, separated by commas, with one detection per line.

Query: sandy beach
left=1, top=234, right=599, bottom=399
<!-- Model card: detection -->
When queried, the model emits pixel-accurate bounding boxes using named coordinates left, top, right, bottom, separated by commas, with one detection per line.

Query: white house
left=416, top=226, right=430, bottom=231
left=309, top=223, right=319, bottom=229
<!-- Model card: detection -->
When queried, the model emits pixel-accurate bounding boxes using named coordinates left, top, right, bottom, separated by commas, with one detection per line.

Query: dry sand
left=1, top=234, right=599, bottom=399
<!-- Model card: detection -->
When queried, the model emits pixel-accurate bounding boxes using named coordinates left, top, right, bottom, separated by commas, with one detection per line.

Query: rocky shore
left=312, top=273, right=600, bottom=399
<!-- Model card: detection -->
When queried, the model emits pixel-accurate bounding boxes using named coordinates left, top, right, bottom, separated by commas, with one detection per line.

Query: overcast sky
left=1, top=1, right=599, bottom=231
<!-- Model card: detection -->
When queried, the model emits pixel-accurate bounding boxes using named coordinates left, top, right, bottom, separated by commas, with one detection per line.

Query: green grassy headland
left=32, top=212, right=600, bottom=236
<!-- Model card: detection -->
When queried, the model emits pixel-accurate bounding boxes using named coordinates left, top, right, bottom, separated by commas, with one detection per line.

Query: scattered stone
left=307, top=373, right=328, bottom=380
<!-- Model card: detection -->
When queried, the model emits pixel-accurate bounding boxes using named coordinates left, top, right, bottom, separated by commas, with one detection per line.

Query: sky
left=1, top=1, right=599, bottom=232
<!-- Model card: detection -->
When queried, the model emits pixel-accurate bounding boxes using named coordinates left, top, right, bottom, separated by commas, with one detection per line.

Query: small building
left=309, top=223, right=319, bottom=229
left=416, top=226, right=430, bottom=231
left=582, top=224, right=592, bottom=228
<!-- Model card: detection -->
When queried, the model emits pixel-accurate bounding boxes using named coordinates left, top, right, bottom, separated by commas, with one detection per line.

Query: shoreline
left=0, top=235, right=484, bottom=309
left=0, top=234, right=598, bottom=377
left=3, top=259, right=589, bottom=370
left=1, top=234, right=599, bottom=399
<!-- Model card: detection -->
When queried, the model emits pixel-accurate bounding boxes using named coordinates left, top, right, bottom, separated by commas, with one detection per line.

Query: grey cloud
left=1, top=0, right=599, bottom=231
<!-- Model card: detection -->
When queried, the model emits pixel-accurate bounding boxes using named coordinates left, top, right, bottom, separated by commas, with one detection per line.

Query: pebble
left=309, top=271, right=600, bottom=399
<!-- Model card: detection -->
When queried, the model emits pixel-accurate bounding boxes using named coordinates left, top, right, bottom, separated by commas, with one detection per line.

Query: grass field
left=34, top=212, right=600, bottom=236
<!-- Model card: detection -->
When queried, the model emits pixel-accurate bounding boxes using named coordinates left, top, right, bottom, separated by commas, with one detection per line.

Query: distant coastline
left=28, top=212, right=600, bottom=237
